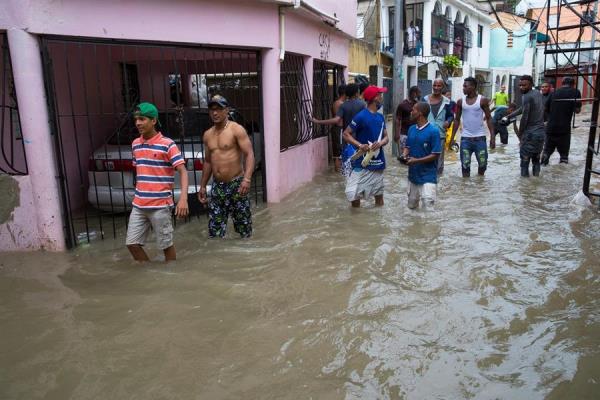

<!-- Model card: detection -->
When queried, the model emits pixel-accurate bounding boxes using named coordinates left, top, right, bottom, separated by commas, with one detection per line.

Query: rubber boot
left=521, top=166, right=530, bottom=177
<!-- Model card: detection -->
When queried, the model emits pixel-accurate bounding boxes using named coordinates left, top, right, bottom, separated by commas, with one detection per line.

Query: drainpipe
left=279, top=7, right=286, bottom=62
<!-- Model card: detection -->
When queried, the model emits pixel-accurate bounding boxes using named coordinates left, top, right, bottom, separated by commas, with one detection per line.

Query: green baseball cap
left=134, top=102, right=159, bottom=119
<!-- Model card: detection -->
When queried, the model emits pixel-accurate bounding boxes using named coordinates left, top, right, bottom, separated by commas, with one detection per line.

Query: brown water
left=1, top=124, right=599, bottom=399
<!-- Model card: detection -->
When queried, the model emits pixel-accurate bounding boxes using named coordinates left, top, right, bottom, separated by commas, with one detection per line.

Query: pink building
left=0, top=0, right=354, bottom=251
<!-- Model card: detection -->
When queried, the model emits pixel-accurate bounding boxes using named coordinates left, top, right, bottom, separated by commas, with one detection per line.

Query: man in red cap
left=342, top=85, right=390, bottom=207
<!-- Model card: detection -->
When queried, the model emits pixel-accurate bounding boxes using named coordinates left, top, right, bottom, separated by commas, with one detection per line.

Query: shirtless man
left=198, top=95, right=255, bottom=238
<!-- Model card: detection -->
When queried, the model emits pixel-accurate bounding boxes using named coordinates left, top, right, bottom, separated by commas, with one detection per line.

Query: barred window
left=280, top=54, right=312, bottom=151
left=0, top=33, right=28, bottom=175
left=312, top=60, right=344, bottom=139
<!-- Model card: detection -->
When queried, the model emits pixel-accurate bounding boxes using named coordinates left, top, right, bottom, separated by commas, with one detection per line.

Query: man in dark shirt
left=395, top=86, right=421, bottom=161
left=311, top=83, right=366, bottom=175
left=540, top=81, right=553, bottom=123
left=542, top=77, right=582, bottom=164
left=503, top=75, right=546, bottom=177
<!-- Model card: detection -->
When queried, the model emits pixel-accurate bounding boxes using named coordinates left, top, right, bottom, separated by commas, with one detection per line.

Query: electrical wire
left=486, top=0, right=548, bottom=37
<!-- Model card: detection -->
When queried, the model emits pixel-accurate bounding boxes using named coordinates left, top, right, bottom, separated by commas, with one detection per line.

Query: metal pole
left=582, top=55, right=600, bottom=198
left=392, top=0, right=404, bottom=157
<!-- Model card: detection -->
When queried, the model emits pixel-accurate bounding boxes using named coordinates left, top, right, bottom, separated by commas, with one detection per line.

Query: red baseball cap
left=362, top=85, right=388, bottom=102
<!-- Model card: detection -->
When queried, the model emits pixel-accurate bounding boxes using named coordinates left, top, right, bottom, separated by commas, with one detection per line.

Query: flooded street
left=1, top=123, right=599, bottom=400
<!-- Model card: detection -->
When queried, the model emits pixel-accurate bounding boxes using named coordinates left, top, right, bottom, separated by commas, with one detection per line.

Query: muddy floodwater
left=1, top=122, right=600, bottom=400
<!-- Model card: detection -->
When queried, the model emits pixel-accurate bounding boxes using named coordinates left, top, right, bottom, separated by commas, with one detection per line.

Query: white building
left=379, top=0, right=495, bottom=98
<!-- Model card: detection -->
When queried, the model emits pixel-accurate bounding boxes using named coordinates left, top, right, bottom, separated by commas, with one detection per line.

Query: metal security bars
left=280, top=54, right=312, bottom=151
left=312, top=60, right=344, bottom=139
left=0, top=33, right=28, bottom=175
left=41, top=37, right=264, bottom=248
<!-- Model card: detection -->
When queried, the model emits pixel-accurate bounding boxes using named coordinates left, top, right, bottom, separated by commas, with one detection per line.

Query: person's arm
left=166, top=143, right=189, bottom=218
left=504, top=105, right=523, bottom=120
left=443, top=103, right=453, bottom=128
left=175, top=164, right=189, bottom=218
left=449, top=99, right=462, bottom=145
left=517, top=96, right=531, bottom=139
left=342, top=125, right=369, bottom=153
left=575, top=89, right=582, bottom=114
left=234, top=125, right=255, bottom=196
left=407, top=129, right=440, bottom=165
left=481, top=98, right=496, bottom=149
left=311, top=115, right=342, bottom=126
left=198, top=135, right=212, bottom=204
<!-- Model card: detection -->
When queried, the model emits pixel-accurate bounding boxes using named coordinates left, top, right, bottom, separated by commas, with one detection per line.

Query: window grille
left=312, top=60, right=344, bottom=139
left=280, top=54, right=312, bottom=151
left=0, top=33, right=28, bottom=175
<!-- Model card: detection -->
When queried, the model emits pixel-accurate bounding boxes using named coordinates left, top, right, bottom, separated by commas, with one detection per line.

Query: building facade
left=489, top=11, right=537, bottom=103
left=0, top=0, right=355, bottom=250
left=378, top=0, right=495, bottom=99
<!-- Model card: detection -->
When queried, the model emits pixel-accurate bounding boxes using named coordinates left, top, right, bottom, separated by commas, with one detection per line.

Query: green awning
left=536, top=32, right=549, bottom=43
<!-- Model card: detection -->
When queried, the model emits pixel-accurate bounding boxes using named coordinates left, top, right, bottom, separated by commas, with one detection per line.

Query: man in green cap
left=125, top=102, right=189, bottom=262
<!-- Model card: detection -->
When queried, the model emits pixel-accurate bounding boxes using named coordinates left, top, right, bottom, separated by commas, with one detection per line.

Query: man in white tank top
left=449, top=77, right=495, bottom=177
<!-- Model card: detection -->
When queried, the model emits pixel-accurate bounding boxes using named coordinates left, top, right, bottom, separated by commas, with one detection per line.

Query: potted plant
left=443, top=55, right=461, bottom=77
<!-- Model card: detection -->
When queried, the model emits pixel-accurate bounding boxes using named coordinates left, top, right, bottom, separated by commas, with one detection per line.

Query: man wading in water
left=126, top=102, right=189, bottom=262
left=449, top=77, right=495, bottom=177
left=343, top=85, right=389, bottom=208
left=502, top=75, right=546, bottom=177
left=423, top=78, right=453, bottom=175
left=199, top=95, right=255, bottom=238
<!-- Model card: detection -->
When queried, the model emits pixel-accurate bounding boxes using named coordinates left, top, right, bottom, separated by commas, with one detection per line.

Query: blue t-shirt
left=406, top=122, right=442, bottom=184
left=348, top=109, right=386, bottom=170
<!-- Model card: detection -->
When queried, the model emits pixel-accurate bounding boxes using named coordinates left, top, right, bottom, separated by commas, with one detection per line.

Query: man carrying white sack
left=342, top=85, right=390, bottom=208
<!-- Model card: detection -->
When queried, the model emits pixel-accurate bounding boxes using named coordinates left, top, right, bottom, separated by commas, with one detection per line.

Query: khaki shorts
left=125, top=207, right=174, bottom=250
left=407, top=181, right=436, bottom=209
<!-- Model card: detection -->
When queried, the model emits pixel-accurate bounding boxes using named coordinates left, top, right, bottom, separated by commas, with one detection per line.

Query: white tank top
left=461, top=95, right=486, bottom=138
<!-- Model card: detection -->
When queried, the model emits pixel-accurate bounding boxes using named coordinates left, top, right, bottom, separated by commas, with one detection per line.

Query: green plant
left=443, top=55, right=461, bottom=69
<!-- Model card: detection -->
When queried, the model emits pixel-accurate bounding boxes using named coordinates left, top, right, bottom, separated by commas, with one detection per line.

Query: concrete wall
left=0, top=0, right=352, bottom=251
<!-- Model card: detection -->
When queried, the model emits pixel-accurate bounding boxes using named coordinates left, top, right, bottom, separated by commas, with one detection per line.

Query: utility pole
left=392, top=0, right=404, bottom=157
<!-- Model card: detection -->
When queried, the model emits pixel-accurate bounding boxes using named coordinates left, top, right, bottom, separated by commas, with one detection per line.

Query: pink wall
left=279, top=137, right=329, bottom=198
left=0, top=176, right=41, bottom=251
left=0, top=0, right=352, bottom=250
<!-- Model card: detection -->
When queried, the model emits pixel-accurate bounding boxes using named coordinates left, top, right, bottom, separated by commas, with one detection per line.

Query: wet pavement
left=1, top=120, right=599, bottom=399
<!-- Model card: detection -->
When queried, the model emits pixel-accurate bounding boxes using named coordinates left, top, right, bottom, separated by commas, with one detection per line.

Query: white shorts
left=407, top=181, right=437, bottom=209
left=345, top=168, right=384, bottom=202
left=125, top=207, right=174, bottom=250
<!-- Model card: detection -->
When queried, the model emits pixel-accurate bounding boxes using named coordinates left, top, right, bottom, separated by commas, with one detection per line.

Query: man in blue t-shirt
left=403, top=102, right=441, bottom=209
left=342, top=85, right=389, bottom=208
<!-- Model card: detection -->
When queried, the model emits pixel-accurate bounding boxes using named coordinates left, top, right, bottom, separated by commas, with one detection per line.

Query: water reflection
left=1, top=125, right=599, bottom=399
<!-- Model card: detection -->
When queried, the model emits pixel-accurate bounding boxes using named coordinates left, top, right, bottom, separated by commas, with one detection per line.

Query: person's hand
left=175, top=197, right=189, bottom=218
left=358, top=143, right=370, bottom=153
left=370, top=141, right=383, bottom=151
left=198, top=187, right=208, bottom=204
left=490, top=140, right=496, bottom=150
left=406, top=157, right=418, bottom=166
left=443, top=121, right=450, bottom=129
left=238, top=178, right=251, bottom=196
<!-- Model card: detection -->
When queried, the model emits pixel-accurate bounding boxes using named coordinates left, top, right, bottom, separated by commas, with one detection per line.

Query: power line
left=486, top=0, right=548, bottom=37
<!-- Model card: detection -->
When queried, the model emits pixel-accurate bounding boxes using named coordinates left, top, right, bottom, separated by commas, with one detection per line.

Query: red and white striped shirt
left=131, top=132, right=184, bottom=209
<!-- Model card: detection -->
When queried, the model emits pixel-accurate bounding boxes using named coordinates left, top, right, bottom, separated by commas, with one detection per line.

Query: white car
left=87, top=109, right=260, bottom=213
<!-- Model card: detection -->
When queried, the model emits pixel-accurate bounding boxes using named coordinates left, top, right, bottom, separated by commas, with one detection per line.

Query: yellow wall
left=348, top=39, right=379, bottom=75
